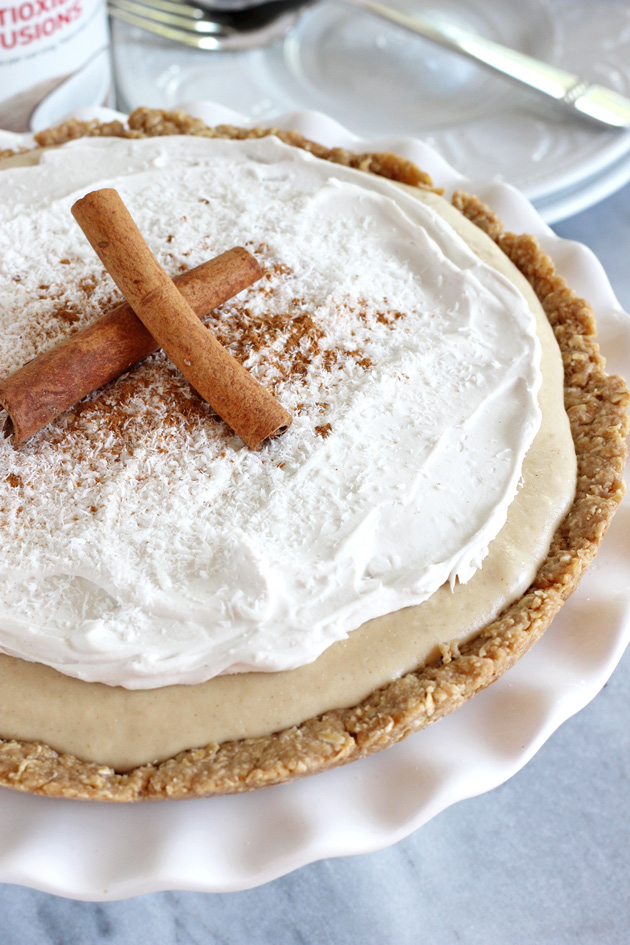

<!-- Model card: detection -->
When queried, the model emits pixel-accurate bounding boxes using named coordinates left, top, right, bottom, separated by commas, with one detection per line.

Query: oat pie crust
left=0, top=109, right=627, bottom=800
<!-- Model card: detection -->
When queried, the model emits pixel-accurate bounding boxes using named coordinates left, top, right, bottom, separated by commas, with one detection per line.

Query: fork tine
left=121, top=0, right=206, bottom=17
left=108, top=0, right=224, bottom=33
left=108, top=4, right=225, bottom=45
left=108, top=0, right=306, bottom=50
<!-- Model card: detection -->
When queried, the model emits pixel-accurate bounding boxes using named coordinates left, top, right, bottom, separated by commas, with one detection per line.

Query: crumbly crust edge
left=0, top=108, right=627, bottom=801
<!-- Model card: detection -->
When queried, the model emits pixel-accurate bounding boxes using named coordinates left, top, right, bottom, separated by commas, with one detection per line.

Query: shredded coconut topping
left=0, top=136, right=541, bottom=687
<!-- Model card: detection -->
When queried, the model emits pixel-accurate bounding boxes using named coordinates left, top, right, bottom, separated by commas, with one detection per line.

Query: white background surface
left=1, top=4, right=630, bottom=941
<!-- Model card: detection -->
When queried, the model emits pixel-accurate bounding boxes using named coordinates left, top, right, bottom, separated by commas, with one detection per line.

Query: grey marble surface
left=0, top=174, right=629, bottom=945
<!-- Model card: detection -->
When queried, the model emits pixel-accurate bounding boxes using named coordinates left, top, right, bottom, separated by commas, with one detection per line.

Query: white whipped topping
left=0, top=135, right=542, bottom=688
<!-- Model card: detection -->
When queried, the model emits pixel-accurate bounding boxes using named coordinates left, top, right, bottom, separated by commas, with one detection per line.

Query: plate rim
left=0, top=103, right=628, bottom=899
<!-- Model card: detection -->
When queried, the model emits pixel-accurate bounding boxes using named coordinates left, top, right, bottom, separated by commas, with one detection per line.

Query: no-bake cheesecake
left=0, top=109, right=627, bottom=800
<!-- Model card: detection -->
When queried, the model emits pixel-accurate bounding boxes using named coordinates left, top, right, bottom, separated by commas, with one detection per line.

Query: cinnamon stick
left=72, top=188, right=292, bottom=450
left=0, top=249, right=263, bottom=446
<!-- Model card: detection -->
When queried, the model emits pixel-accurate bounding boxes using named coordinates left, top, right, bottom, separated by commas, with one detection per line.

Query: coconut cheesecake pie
left=0, top=109, right=627, bottom=800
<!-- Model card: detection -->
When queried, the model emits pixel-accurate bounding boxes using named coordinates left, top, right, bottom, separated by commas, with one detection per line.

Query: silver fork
left=107, top=0, right=630, bottom=130
left=107, top=0, right=309, bottom=50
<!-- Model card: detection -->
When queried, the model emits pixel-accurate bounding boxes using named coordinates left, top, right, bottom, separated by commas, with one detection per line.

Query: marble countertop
left=1, top=155, right=629, bottom=945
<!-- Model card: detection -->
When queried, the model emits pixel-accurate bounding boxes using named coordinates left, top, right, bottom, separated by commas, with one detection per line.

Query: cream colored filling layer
left=0, top=184, right=575, bottom=771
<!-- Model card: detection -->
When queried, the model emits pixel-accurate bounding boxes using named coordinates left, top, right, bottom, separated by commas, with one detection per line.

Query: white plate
left=111, top=0, right=630, bottom=222
left=0, top=105, right=628, bottom=900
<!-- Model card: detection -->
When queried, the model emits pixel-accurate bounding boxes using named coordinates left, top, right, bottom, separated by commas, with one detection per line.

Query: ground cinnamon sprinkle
left=64, top=358, right=220, bottom=451
left=204, top=283, right=383, bottom=393
left=2, top=186, right=404, bottom=460
left=1, top=249, right=372, bottom=453
left=376, top=309, right=405, bottom=326
left=51, top=306, right=81, bottom=325
left=28, top=257, right=388, bottom=454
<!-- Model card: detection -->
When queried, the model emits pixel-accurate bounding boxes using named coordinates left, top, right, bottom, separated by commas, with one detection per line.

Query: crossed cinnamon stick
left=0, top=189, right=292, bottom=450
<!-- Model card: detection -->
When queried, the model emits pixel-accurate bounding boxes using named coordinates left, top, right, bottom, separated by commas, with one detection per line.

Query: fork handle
left=342, top=0, right=630, bottom=129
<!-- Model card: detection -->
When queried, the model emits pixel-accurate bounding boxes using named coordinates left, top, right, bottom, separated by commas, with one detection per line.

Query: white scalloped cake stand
left=0, top=104, right=628, bottom=899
